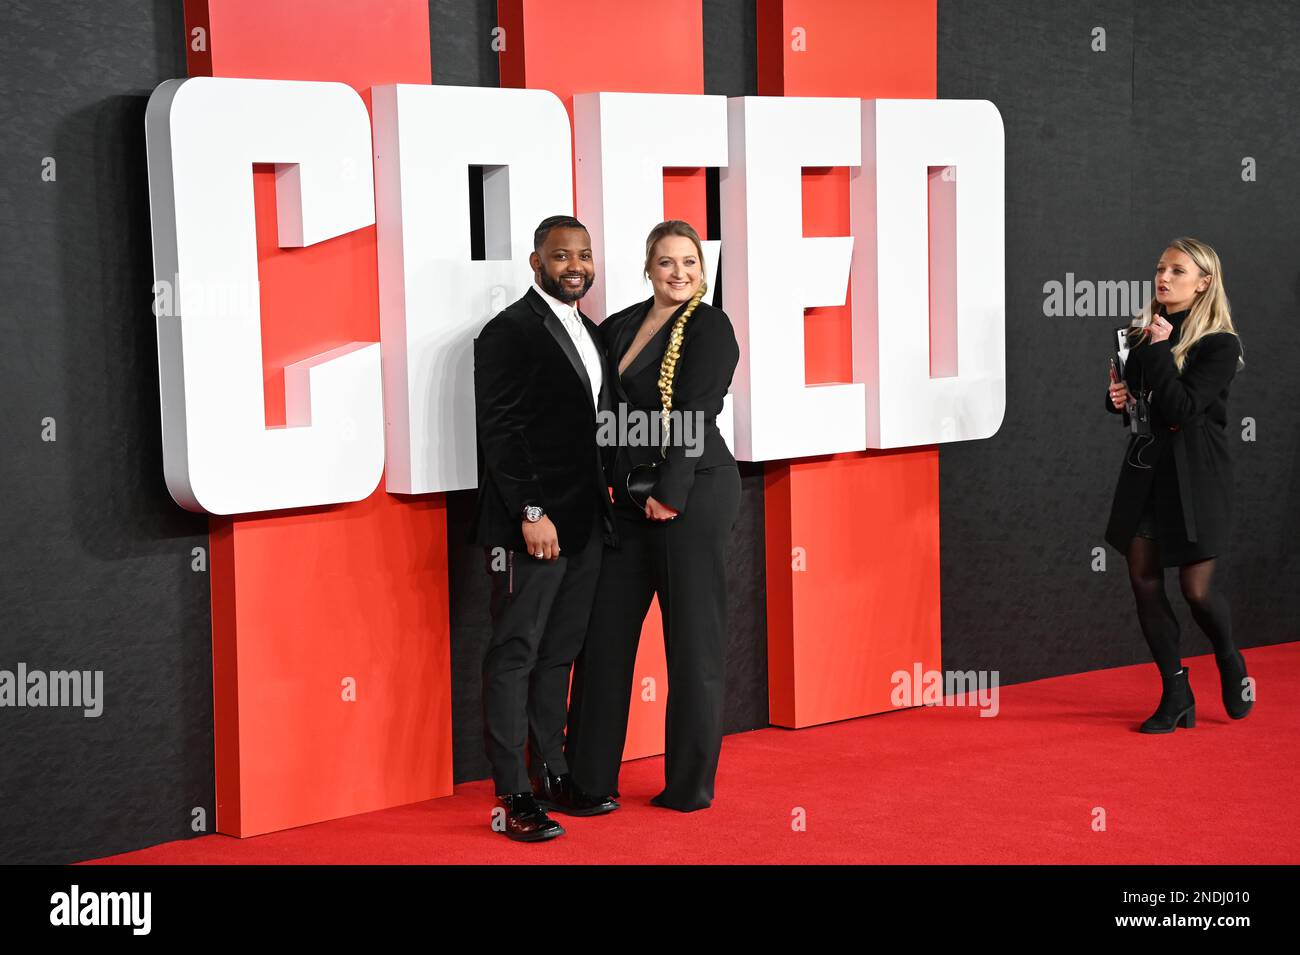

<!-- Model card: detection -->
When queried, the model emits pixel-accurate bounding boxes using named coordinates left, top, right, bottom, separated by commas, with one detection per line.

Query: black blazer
left=1103, top=321, right=1243, bottom=564
left=470, top=288, right=615, bottom=552
left=598, top=297, right=739, bottom=514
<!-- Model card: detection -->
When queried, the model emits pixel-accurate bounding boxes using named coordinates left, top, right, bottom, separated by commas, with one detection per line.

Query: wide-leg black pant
left=481, top=514, right=603, bottom=796
left=566, top=466, right=740, bottom=811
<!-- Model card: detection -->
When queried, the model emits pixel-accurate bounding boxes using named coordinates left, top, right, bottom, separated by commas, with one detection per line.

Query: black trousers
left=566, top=466, right=740, bottom=810
left=481, top=512, right=603, bottom=796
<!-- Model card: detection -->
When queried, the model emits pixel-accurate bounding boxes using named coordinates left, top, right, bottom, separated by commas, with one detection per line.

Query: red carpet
left=83, top=644, right=1298, bottom=865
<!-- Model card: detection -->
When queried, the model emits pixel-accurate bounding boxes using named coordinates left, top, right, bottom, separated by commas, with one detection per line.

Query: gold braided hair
left=655, top=280, right=708, bottom=454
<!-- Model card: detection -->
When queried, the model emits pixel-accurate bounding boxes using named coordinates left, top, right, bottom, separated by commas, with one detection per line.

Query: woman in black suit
left=1104, top=237, right=1251, bottom=733
left=565, top=219, right=740, bottom=811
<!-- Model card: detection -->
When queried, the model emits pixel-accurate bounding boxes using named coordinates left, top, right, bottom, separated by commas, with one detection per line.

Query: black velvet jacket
left=598, top=297, right=740, bottom=514
left=470, top=288, right=615, bottom=552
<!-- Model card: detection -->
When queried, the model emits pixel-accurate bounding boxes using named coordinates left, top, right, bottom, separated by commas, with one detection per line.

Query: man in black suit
left=471, top=215, right=619, bottom=841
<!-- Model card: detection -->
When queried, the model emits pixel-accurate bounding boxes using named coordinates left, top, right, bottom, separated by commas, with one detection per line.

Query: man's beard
left=538, top=269, right=594, bottom=304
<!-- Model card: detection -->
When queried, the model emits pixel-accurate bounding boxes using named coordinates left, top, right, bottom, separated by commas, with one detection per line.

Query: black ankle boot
left=1216, top=651, right=1253, bottom=720
left=1139, top=666, right=1195, bottom=733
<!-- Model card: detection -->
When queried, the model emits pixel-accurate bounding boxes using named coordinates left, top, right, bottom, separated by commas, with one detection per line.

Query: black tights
left=1126, top=536, right=1236, bottom=676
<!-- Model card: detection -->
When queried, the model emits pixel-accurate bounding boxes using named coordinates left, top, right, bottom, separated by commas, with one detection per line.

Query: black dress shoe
left=1216, top=650, right=1254, bottom=719
left=495, top=792, right=564, bottom=842
left=531, top=772, right=619, bottom=816
left=1139, top=666, right=1196, bottom=734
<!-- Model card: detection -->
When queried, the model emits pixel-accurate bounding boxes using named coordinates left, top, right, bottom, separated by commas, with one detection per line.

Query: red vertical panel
left=207, top=518, right=240, bottom=827
left=776, top=0, right=936, bottom=98
left=188, top=0, right=453, bottom=836
left=801, top=166, right=853, bottom=383
left=761, top=0, right=943, bottom=727
left=499, top=0, right=707, bottom=761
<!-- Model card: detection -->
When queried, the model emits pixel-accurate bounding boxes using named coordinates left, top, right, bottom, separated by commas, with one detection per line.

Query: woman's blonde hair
left=1130, top=236, right=1244, bottom=371
left=643, top=219, right=706, bottom=282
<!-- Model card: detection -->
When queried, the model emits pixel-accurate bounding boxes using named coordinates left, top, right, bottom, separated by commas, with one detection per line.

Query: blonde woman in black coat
left=565, top=219, right=740, bottom=811
left=1104, top=237, right=1251, bottom=733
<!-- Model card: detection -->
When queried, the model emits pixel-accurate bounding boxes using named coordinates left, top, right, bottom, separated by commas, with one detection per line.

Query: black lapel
left=609, top=298, right=650, bottom=404
left=526, top=287, right=595, bottom=408
left=612, top=299, right=649, bottom=370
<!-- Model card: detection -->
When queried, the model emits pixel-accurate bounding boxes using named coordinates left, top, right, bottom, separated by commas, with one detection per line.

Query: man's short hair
left=533, top=215, right=587, bottom=253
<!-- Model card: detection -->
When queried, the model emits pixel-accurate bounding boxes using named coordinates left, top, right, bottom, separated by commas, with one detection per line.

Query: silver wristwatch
left=522, top=505, right=544, bottom=523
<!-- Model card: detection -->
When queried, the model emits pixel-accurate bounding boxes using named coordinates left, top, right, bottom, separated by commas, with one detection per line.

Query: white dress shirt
left=532, top=280, right=602, bottom=406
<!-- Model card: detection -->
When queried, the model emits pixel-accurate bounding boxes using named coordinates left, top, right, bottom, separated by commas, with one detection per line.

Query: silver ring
left=534, top=551, right=544, bottom=558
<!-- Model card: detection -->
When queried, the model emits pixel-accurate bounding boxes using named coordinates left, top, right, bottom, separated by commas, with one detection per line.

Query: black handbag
left=626, top=458, right=659, bottom=510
